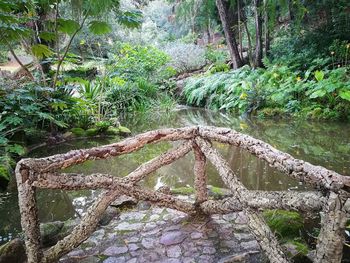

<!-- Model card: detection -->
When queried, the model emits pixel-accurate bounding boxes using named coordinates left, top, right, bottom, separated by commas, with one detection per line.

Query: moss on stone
left=106, top=127, right=120, bottom=135
left=118, top=126, right=131, bottom=134
left=263, top=209, right=304, bottom=239
left=207, top=185, right=232, bottom=199
left=97, top=254, right=109, bottom=261
left=171, top=186, right=195, bottom=195
left=40, top=221, right=64, bottom=246
left=58, top=219, right=77, bottom=239
left=86, top=128, right=99, bottom=137
left=0, top=239, right=26, bottom=263
left=70, top=127, right=86, bottom=137
left=210, top=186, right=224, bottom=195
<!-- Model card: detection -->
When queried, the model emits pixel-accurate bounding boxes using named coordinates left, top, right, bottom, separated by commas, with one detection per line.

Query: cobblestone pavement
left=60, top=204, right=263, bottom=263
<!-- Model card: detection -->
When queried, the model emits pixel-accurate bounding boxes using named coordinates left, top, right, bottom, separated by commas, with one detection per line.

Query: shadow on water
left=1, top=107, right=349, bottom=256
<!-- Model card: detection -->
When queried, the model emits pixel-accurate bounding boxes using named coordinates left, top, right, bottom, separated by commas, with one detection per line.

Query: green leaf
left=7, top=144, right=26, bottom=156
left=37, top=112, right=55, bottom=121
left=57, top=18, right=80, bottom=35
left=88, top=21, right=112, bottom=35
left=31, top=44, right=54, bottom=59
left=309, top=89, right=327, bottom=99
left=339, top=90, right=350, bottom=101
left=0, top=123, right=7, bottom=132
left=39, top=31, right=56, bottom=42
left=4, top=116, right=23, bottom=126
left=314, top=70, right=324, bottom=82
left=117, top=10, right=143, bottom=28
left=52, top=120, right=68, bottom=128
left=50, top=101, right=68, bottom=111
left=0, top=136, right=8, bottom=146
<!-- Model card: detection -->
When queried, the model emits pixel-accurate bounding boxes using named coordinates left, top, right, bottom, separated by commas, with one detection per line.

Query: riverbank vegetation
left=0, top=0, right=349, bottom=187
left=182, top=1, right=350, bottom=119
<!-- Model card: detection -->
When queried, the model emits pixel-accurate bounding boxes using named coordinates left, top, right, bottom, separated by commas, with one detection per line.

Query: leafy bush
left=183, top=65, right=350, bottom=119
left=329, top=39, right=350, bottom=67
left=268, top=25, right=350, bottom=71
left=95, top=121, right=111, bottom=133
left=0, top=84, right=74, bottom=183
left=105, top=81, right=154, bottom=114
left=162, top=41, right=207, bottom=73
left=205, top=45, right=229, bottom=64
left=84, top=43, right=179, bottom=116
left=109, top=43, right=173, bottom=83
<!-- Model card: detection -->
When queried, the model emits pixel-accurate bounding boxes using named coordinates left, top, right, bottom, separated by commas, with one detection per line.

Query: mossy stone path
left=60, top=203, right=263, bottom=263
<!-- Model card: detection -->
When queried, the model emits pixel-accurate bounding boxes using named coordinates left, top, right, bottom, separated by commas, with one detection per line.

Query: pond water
left=0, top=107, right=349, bottom=246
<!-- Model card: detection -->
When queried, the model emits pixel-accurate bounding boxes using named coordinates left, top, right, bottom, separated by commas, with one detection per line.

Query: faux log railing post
left=314, top=192, right=348, bottom=263
left=195, top=137, right=289, bottom=263
left=15, top=161, right=42, bottom=263
left=193, top=141, right=208, bottom=204
left=43, top=189, right=122, bottom=263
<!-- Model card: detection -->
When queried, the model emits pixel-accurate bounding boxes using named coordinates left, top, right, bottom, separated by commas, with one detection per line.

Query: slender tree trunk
left=254, top=0, right=263, bottom=67
left=288, top=0, right=294, bottom=21
left=242, top=11, right=253, bottom=66
left=216, top=0, right=243, bottom=69
left=263, top=0, right=270, bottom=56
left=207, top=18, right=212, bottom=44
left=33, top=6, right=56, bottom=75
left=237, top=0, right=243, bottom=59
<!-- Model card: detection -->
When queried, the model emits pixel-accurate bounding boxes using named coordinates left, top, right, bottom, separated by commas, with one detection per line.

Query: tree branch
left=6, top=42, right=34, bottom=80
left=52, top=13, right=88, bottom=88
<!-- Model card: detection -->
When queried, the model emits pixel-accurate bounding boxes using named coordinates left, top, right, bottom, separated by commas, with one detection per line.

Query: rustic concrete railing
left=15, top=126, right=350, bottom=263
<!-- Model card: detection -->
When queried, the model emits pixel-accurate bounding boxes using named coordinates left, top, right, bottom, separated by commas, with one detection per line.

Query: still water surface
left=0, top=107, right=349, bottom=244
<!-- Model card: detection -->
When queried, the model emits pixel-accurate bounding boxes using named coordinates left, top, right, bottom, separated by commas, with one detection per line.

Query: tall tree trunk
left=264, top=0, right=270, bottom=56
left=237, top=0, right=243, bottom=59
left=216, top=0, right=243, bottom=69
left=254, top=0, right=263, bottom=67
left=207, top=20, right=212, bottom=44
left=33, top=6, right=56, bottom=75
left=288, top=0, right=294, bottom=21
left=242, top=8, right=253, bottom=67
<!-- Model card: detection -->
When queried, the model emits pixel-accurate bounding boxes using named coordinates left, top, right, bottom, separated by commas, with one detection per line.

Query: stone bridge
left=15, top=126, right=350, bottom=263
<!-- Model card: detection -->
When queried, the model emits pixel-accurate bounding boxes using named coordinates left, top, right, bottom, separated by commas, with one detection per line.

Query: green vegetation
left=171, top=186, right=195, bottom=195
left=183, top=64, right=350, bottom=119
left=263, top=210, right=304, bottom=239
left=180, top=0, right=350, bottom=120
left=263, top=210, right=310, bottom=259
left=0, top=3, right=349, bottom=260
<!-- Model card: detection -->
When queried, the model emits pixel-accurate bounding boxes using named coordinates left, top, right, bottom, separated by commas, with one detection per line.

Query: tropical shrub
left=205, top=45, right=229, bottom=65
left=0, top=84, right=72, bottom=183
left=108, top=43, right=173, bottom=83
left=183, top=65, right=350, bottom=119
